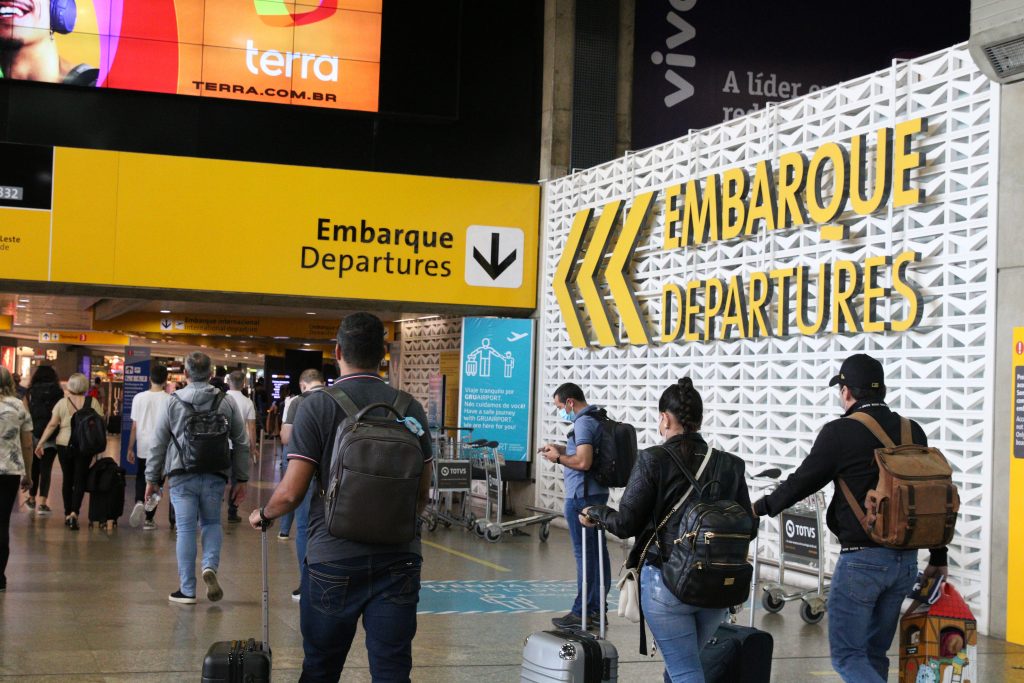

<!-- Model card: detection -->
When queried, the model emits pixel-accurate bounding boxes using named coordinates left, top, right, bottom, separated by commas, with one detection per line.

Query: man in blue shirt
left=539, top=383, right=611, bottom=630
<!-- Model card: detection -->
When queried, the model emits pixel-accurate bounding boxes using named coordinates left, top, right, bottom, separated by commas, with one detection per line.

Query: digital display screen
left=0, top=143, right=53, bottom=210
left=0, top=0, right=381, bottom=111
left=270, top=373, right=290, bottom=400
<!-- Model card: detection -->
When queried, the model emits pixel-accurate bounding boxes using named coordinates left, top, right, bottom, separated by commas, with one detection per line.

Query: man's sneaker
left=551, top=612, right=582, bottom=629
left=169, top=590, right=196, bottom=605
left=25, top=498, right=35, bottom=510
left=202, top=568, right=223, bottom=602
left=36, top=504, right=51, bottom=516
left=129, top=502, right=146, bottom=528
left=277, top=533, right=290, bottom=541
left=227, top=513, right=242, bottom=524
left=291, top=588, right=301, bottom=602
left=142, top=519, right=157, bottom=531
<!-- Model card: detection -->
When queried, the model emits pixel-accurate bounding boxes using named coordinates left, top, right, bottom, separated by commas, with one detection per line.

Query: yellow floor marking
left=421, top=539, right=511, bottom=573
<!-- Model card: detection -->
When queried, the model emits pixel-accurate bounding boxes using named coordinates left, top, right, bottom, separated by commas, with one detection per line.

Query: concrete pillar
left=990, top=79, right=1024, bottom=639
left=539, top=0, right=634, bottom=180
left=539, top=0, right=575, bottom=181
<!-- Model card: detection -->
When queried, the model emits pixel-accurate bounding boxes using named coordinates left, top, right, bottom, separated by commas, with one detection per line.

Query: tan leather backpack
left=838, top=413, right=959, bottom=549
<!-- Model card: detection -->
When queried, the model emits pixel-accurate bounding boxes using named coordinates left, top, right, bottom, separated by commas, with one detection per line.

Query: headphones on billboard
left=50, top=0, right=77, bottom=35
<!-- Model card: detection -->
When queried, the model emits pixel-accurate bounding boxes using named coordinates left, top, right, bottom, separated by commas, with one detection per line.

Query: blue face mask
left=558, top=407, right=575, bottom=422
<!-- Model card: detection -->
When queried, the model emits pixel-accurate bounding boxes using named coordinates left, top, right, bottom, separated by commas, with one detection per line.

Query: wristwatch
left=258, top=507, right=272, bottom=523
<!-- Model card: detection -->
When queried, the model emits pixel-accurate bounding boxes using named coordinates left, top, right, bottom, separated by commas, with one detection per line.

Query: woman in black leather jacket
left=582, top=378, right=753, bottom=683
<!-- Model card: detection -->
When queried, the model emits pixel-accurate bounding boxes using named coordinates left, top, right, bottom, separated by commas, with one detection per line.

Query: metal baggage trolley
left=423, top=427, right=476, bottom=532
left=753, top=471, right=831, bottom=625
left=469, top=440, right=558, bottom=544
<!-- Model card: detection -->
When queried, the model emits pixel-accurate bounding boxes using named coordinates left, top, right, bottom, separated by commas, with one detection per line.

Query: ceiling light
left=303, top=343, right=310, bottom=346
left=306, top=312, right=316, bottom=315
left=16, top=305, right=25, bottom=309
left=273, top=336, right=288, bottom=340
left=160, top=309, right=171, bottom=314
left=150, top=341, right=157, bottom=344
left=19, top=298, right=29, bottom=303
left=45, top=312, right=53, bottom=316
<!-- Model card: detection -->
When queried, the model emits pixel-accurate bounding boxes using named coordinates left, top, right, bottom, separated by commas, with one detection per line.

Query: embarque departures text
left=562, top=117, right=929, bottom=348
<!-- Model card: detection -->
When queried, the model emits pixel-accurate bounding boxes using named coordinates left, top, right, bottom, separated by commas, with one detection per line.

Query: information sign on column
left=458, top=318, right=535, bottom=462
left=1007, top=328, right=1024, bottom=644
left=119, top=347, right=151, bottom=475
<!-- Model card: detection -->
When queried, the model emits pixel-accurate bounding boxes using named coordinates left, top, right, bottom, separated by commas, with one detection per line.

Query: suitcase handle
left=581, top=524, right=608, bottom=639
left=261, top=526, right=270, bottom=648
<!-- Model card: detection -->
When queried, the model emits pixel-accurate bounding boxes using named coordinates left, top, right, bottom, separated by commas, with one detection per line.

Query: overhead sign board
left=0, top=143, right=540, bottom=311
left=0, top=0, right=381, bottom=112
left=92, top=313, right=341, bottom=338
left=38, top=330, right=130, bottom=345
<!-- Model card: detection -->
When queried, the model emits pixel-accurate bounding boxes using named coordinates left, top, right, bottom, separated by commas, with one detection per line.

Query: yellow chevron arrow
left=553, top=208, right=593, bottom=348
left=607, top=191, right=656, bottom=346
left=579, top=201, right=624, bottom=347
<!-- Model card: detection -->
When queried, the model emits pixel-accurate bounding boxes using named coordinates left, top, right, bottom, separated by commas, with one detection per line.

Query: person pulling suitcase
left=201, top=521, right=272, bottom=682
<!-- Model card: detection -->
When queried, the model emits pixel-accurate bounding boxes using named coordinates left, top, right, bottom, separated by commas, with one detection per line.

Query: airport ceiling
left=0, top=293, right=422, bottom=365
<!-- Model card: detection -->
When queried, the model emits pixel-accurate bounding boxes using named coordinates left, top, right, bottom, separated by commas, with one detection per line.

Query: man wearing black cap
left=752, top=353, right=948, bottom=683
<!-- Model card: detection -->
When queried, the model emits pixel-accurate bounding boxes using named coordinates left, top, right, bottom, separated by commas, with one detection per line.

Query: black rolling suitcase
left=201, top=527, right=273, bottom=682
left=521, top=527, right=618, bottom=681
left=700, top=622, right=773, bottom=683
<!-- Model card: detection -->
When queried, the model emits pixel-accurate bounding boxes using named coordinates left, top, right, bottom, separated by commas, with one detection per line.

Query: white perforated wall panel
left=537, top=46, right=999, bottom=630
left=399, top=317, right=463, bottom=408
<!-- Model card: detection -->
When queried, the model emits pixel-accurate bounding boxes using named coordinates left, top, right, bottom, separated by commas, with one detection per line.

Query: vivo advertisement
left=0, top=0, right=382, bottom=111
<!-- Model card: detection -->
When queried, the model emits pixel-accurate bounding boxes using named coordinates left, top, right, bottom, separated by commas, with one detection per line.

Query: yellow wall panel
left=0, top=209, right=51, bottom=280
left=50, top=148, right=119, bottom=285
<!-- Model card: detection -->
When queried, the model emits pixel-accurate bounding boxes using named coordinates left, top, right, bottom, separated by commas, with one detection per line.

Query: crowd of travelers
left=0, top=312, right=955, bottom=682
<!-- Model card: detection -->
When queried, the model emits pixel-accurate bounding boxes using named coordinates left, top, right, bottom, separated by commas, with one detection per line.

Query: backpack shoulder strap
left=392, top=391, right=412, bottom=418
left=173, top=393, right=197, bottom=416
left=326, top=385, right=361, bottom=418
left=899, top=416, right=913, bottom=446
left=846, top=412, right=897, bottom=449
left=837, top=478, right=873, bottom=535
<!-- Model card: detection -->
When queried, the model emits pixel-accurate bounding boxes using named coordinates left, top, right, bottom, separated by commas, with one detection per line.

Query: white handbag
left=616, top=567, right=642, bottom=623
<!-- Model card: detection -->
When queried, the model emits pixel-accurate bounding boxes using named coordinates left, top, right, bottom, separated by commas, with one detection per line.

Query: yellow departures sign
left=554, top=192, right=656, bottom=348
left=556, top=117, right=928, bottom=349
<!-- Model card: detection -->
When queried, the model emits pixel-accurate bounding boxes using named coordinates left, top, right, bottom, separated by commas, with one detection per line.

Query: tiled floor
left=2, top=443, right=1023, bottom=681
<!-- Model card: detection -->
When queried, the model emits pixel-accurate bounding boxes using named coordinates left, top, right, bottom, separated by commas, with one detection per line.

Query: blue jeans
left=564, top=494, right=611, bottom=619
left=169, top=474, right=227, bottom=597
left=299, top=552, right=421, bottom=683
left=278, top=445, right=295, bottom=535
left=293, top=484, right=313, bottom=583
left=641, top=563, right=726, bottom=683
left=828, top=547, right=918, bottom=682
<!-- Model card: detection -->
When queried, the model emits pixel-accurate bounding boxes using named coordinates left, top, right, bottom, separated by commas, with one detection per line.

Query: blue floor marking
left=418, top=579, right=620, bottom=614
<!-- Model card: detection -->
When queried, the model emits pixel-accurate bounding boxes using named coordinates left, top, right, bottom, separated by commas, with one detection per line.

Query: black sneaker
left=551, top=612, right=582, bottom=629
left=68, top=516, right=80, bottom=531
left=169, top=590, right=196, bottom=605
left=227, top=513, right=242, bottom=524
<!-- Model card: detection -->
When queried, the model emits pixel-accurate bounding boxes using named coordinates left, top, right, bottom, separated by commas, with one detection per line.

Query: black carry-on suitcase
left=521, top=527, right=618, bottom=682
left=700, top=515, right=774, bottom=683
left=201, top=527, right=273, bottom=682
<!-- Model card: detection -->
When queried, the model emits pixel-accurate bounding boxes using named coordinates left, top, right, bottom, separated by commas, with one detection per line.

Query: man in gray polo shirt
left=249, top=313, right=432, bottom=682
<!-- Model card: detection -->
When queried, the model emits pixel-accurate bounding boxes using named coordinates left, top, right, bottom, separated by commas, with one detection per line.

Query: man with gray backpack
left=249, top=312, right=433, bottom=682
left=752, top=354, right=957, bottom=683
left=145, top=352, right=250, bottom=605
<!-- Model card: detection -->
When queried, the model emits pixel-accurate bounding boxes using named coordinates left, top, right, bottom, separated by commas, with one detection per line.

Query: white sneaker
left=202, top=567, right=223, bottom=602
left=142, top=519, right=157, bottom=531
left=291, top=588, right=301, bottom=602
left=129, top=502, right=145, bottom=528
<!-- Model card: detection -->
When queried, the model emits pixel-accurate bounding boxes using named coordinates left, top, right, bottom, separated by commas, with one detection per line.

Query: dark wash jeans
left=299, top=552, right=421, bottom=683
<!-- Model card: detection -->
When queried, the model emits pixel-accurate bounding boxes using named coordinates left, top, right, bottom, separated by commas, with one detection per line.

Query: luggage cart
left=753, top=470, right=830, bottom=625
left=423, top=427, right=476, bottom=532
left=470, top=440, right=558, bottom=543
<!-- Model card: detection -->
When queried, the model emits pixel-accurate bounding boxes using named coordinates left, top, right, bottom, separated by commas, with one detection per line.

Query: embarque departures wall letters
left=554, top=117, right=928, bottom=349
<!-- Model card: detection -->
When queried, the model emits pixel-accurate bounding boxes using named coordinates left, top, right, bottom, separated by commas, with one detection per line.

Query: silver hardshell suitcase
left=521, top=527, right=618, bottom=682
